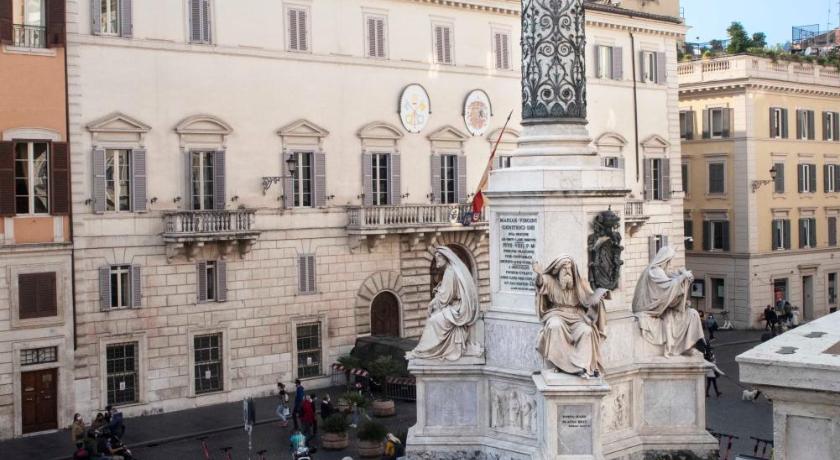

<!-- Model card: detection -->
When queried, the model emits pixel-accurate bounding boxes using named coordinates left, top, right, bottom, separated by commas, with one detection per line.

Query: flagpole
left=471, top=110, right=514, bottom=215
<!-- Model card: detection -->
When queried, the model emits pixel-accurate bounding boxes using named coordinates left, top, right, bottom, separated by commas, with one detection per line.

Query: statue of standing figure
left=406, top=246, right=483, bottom=361
left=533, top=255, right=608, bottom=378
left=633, top=246, right=705, bottom=357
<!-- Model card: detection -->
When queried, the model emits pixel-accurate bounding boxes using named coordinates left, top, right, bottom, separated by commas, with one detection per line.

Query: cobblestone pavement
left=3, top=330, right=773, bottom=460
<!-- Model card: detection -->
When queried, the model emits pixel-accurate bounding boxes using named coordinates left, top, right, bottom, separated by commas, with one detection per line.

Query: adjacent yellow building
left=679, top=55, right=840, bottom=328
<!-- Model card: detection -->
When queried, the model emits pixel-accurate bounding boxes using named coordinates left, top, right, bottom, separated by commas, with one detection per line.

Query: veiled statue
left=534, top=255, right=608, bottom=378
left=633, top=246, right=705, bottom=357
left=407, top=247, right=483, bottom=361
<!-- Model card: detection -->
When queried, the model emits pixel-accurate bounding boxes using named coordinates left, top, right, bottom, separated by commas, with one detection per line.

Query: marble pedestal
left=535, top=372, right=610, bottom=460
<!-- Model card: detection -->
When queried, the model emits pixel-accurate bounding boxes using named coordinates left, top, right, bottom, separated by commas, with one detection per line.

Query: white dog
left=742, top=389, right=762, bottom=401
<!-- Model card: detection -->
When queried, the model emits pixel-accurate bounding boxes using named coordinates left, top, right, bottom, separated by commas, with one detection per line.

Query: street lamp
left=751, top=166, right=778, bottom=193
left=286, top=154, right=298, bottom=178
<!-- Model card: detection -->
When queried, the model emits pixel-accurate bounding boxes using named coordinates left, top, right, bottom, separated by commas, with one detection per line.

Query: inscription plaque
left=557, top=404, right=593, bottom=455
left=499, top=215, right=538, bottom=293
left=425, top=381, right=478, bottom=427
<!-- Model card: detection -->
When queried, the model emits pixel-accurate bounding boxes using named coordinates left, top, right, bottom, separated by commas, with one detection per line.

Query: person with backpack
left=383, top=433, right=403, bottom=460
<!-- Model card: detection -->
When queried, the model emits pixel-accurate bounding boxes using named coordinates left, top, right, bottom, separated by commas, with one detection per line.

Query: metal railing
left=347, top=204, right=485, bottom=230
left=13, top=24, right=46, bottom=48
left=163, top=209, right=255, bottom=235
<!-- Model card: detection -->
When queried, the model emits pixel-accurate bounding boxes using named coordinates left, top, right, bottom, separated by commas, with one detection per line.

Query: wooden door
left=371, top=292, right=400, bottom=337
left=802, top=275, right=814, bottom=321
left=21, top=368, right=58, bottom=434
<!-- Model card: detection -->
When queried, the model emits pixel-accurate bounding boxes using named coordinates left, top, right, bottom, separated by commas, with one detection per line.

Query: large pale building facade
left=680, top=55, right=840, bottom=328
left=2, top=0, right=687, bottom=439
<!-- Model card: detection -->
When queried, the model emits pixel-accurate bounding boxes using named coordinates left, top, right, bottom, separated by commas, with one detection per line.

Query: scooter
left=292, top=444, right=317, bottom=460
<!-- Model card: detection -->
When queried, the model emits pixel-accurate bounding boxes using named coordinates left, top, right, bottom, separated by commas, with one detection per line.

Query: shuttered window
left=679, top=111, right=694, bottom=140
left=825, top=164, right=838, bottom=193
left=644, top=158, right=670, bottom=201
left=14, top=142, right=49, bottom=214
left=702, top=220, right=730, bottom=252
left=798, top=163, right=817, bottom=193
left=772, top=219, right=791, bottom=250
left=189, top=0, right=211, bottom=44
left=799, top=218, right=817, bottom=248
left=440, top=154, right=458, bottom=204
left=828, top=216, right=837, bottom=247
left=298, top=254, right=316, bottom=294
left=708, top=162, right=725, bottom=195
left=194, top=333, right=223, bottom=393
left=296, top=322, right=322, bottom=378
left=648, top=234, right=669, bottom=261
left=99, top=265, right=141, bottom=310
left=105, top=150, right=131, bottom=211
left=287, top=7, right=308, bottom=52
left=291, top=151, right=312, bottom=207
left=196, top=260, right=227, bottom=303
left=366, top=16, right=386, bottom=58
left=18, top=272, right=57, bottom=319
left=433, top=24, right=453, bottom=65
left=774, top=162, right=785, bottom=193
left=106, top=342, right=138, bottom=406
left=684, top=220, right=694, bottom=250
left=595, top=45, right=622, bottom=80
left=769, top=108, right=788, bottom=139
left=824, top=111, right=840, bottom=141
left=681, top=163, right=689, bottom=194
left=371, top=153, right=390, bottom=206
left=494, top=31, right=511, bottom=70
left=796, top=110, right=816, bottom=140
left=188, top=150, right=224, bottom=210
left=640, top=51, right=666, bottom=84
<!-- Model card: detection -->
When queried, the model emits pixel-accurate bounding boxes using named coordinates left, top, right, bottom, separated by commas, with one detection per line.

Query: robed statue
left=533, top=255, right=608, bottom=378
left=407, top=246, right=483, bottom=361
left=633, top=246, right=705, bottom=357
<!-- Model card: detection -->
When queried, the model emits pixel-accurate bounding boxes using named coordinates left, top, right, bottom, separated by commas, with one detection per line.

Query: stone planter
left=371, top=398, right=395, bottom=417
left=357, top=440, right=383, bottom=458
left=322, top=432, right=349, bottom=450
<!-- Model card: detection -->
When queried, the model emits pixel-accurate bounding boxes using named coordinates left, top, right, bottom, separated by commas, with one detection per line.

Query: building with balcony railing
left=0, top=0, right=71, bottom=439
left=56, top=0, right=689, bottom=441
left=680, top=54, right=840, bottom=328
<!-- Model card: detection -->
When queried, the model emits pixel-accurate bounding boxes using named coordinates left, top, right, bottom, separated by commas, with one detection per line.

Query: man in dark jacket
left=292, top=379, right=305, bottom=430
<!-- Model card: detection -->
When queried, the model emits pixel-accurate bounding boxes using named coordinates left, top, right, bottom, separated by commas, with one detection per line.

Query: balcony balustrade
left=13, top=24, right=46, bottom=48
left=162, top=209, right=260, bottom=261
left=678, top=54, right=840, bottom=88
left=347, top=204, right=486, bottom=235
left=624, top=200, right=648, bottom=230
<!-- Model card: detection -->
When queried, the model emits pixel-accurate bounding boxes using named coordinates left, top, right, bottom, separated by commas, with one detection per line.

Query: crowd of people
left=763, top=300, right=799, bottom=334
left=69, top=406, right=130, bottom=459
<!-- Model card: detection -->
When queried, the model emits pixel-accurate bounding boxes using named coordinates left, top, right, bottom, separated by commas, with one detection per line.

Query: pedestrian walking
left=763, top=305, right=772, bottom=330
left=383, top=433, right=402, bottom=460
left=310, top=394, right=320, bottom=438
left=71, top=413, right=86, bottom=444
left=705, top=314, right=718, bottom=341
left=299, top=395, right=317, bottom=440
left=276, top=382, right=290, bottom=427
left=293, top=379, right=305, bottom=430
left=320, top=394, right=333, bottom=420
left=704, top=352, right=724, bottom=398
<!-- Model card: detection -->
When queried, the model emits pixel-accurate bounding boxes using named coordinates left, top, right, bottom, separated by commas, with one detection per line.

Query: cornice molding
left=680, top=79, right=840, bottom=98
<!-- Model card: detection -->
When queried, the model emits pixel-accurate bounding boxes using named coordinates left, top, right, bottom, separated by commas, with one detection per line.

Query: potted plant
left=337, top=390, right=368, bottom=415
left=321, top=413, right=350, bottom=450
left=367, top=356, right=400, bottom=417
left=356, top=420, right=387, bottom=458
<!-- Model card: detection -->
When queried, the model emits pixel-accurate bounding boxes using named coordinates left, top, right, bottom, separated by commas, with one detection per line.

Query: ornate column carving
left=521, top=0, right=587, bottom=124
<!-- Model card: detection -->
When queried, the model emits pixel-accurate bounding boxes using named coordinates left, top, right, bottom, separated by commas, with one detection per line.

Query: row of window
left=683, top=214, right=839, bottom=252
left=679, top=107, right=840, bottom=141
left=679, top=161, right=840, bottom=197
left=91, top=0, right=515, bottom=70
left=101, top=322, right=322, bottom=406
left=594, top=45, right=668, bottom=84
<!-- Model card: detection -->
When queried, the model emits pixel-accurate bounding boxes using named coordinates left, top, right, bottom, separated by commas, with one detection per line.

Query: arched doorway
left=370, top=291, right=401, bottom=337
left=430, top=244, right=475, bottom=294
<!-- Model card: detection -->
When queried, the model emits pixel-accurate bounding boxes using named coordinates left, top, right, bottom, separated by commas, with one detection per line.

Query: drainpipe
left=630, top=32, right=640, bottom=183
left=62, top=26, right=77, bottom=351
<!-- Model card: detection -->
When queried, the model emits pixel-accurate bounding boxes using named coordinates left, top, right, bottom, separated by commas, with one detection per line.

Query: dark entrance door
left=371, top=291, right=400, bottom=337
left=21, top=368, right=58, bottom=434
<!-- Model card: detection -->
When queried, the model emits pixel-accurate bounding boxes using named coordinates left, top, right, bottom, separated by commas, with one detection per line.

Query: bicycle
left=197, top=436, right=212, bottom=460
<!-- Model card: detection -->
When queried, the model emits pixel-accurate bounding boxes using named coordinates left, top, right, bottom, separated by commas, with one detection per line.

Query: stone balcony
left=346, top=204, right=487, bottom=250
left=162, top=209, right=260, bottom=261
left=624, top=200, right=648, bottom=232
left=678, top=54, right=840, bottom=88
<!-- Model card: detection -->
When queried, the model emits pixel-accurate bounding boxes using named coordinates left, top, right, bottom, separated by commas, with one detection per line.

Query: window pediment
left=175, top=115, right=233, bottom=136
left=595, top=132, right=627, bottom=149
left=278, top=119, right=330, bottom=140
left=87, top=112, right=151, bottom=134
left=485, top=127, right=520, bottom=145
left=428, top=125, right=469, bottom=143
left=357, top=121, right=403, bottom=141
left=640, top=134, right=670, bottom=154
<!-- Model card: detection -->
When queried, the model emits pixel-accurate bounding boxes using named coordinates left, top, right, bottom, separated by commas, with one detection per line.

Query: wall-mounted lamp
left=751, top=166, right=778, bottom=193
left=326, top=195, right=336, bottom=201
left=426, top=193, right=436, bottom=203
left=357, top=193, right=365, bottom=200
left=231, top=195, right=239, bottom=203
left=84, top=198, right=93, bottom=205
left=401, top=193, right=411, bottom=199
left=173, top=196, right=182, bottom=203
left=150, top=197, right=158, bottom=204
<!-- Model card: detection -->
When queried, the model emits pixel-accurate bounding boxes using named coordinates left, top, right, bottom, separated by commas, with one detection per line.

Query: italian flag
left=472, top=110, right=513, bottom=215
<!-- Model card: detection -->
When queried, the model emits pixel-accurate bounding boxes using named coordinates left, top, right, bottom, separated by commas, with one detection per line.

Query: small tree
left=726, top=22, right=752, bottom=54
left=357, top=420, right=388, bottom=442
left=751, top=32, right=767, bottom=49
left=322, top=413, right=350, bottom=434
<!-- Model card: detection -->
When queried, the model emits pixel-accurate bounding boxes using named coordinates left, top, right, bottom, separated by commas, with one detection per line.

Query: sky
left=682, top=0, right=834, bottom=46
